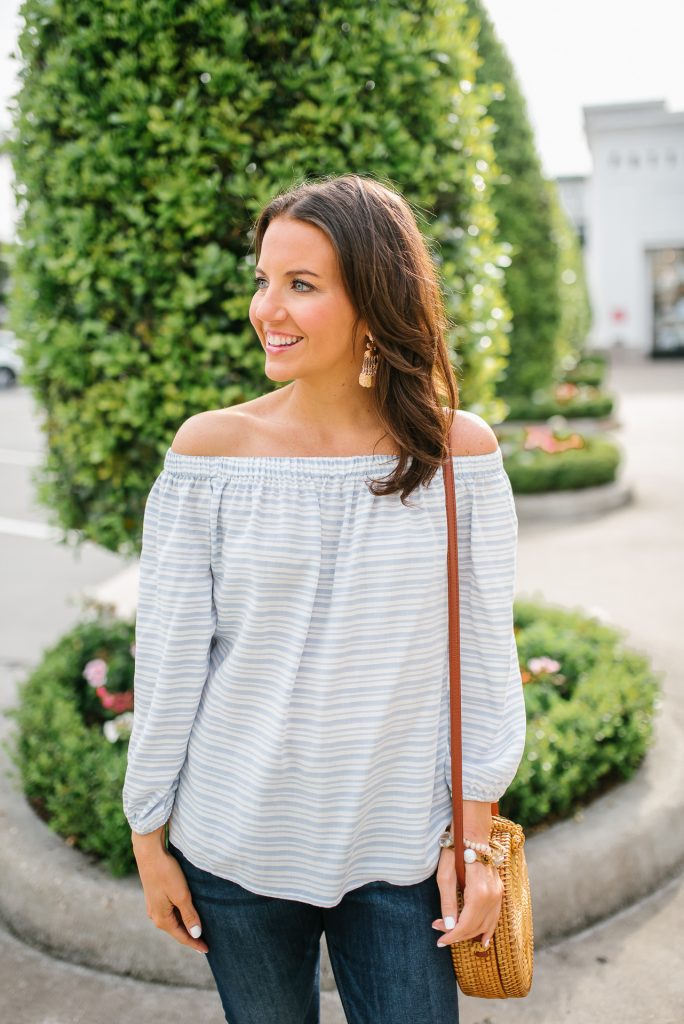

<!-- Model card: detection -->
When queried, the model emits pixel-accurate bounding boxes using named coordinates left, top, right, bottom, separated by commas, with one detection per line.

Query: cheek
left=295, top=298, right=338, bottom=337
left=248, top=295, right=262, bottom=333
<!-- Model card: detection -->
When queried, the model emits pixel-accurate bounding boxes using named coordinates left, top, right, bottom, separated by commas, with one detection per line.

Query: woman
left=123, top=173, right=527, bottom=1024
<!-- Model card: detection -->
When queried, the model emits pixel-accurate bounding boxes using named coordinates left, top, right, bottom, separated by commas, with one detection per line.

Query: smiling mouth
left=265, top=332, right=304, bottom=351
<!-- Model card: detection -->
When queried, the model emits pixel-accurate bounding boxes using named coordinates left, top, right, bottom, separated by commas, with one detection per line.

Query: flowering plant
left=522, top=424, right=585, bottom=455
left=82, top=644, right=135, bottom=739
left=554, top=381, right=580, bottom=402
left=521, top=655, right=563, bottom=686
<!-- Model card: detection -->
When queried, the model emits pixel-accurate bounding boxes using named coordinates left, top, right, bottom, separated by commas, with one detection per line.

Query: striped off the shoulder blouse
left=122, top=444, right=527, bottom=907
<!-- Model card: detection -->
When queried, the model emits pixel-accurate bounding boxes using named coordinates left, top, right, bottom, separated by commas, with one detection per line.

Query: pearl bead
left=464, top=848, right=477, bottom=863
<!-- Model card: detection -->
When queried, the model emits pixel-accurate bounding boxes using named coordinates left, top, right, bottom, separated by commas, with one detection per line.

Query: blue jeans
left=167, top=840, right=459, bottom=1024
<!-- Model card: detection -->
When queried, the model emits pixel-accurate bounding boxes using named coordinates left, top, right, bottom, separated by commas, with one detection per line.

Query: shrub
left=500, top=384, right=615, bottom=423
left=3, top=598, right=662, bottom=876
left=5, top=0, right=512, bottom=556
left=562, top=353, right=609, bottom=388
left=500, top=601, right=662, bottom=829
left=547, top=179, right=593, bottom=371
left=3, top=603, right=136, bottom=876
left=499, top=427, right=621, bottom=493
left=464, top=0, right=562, bottom=399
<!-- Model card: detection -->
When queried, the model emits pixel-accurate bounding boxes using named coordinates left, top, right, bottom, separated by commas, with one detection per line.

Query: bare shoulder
left=446, top=409, right=499, bottom=456
left=171, top=407, right=251, bottom=456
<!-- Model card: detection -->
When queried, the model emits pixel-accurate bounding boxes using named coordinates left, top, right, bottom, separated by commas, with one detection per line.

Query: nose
left=254, top=288, right=288, bottom=323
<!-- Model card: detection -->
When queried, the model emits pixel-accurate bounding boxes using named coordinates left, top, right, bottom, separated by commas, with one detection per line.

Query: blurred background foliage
left=3, top=0, right=590, bottom=554
left=464, top=0, right=590, bottom=399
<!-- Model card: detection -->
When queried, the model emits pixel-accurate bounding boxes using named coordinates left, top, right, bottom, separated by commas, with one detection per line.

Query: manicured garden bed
left=498, top=424, right=621, bottom=493
left=499, top=600, right=662, bottom=831
left=3, top=599, right=661, bottom=876
left=499, top=382, right=615, bottom=422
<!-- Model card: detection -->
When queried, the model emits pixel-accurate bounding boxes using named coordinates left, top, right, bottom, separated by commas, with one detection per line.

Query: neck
left=278, top=380, right=385, bottom=440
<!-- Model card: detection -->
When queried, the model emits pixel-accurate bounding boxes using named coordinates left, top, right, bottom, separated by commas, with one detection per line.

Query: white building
left=556, top=99, right=684, bottom=358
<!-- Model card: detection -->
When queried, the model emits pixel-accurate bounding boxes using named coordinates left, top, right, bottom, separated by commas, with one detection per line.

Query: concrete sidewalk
left=1, top=861, right=682, bottom=1023
left=2, top=351, right=683, bottom=1021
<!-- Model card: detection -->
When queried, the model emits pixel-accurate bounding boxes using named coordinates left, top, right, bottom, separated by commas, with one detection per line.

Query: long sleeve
left=445, top=459, right=527, bottom=803
left=123, top=467, right=217, bottom=835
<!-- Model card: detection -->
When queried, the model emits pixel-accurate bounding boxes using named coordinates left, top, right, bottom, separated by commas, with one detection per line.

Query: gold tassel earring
left=359, top=332, right=379, bottom=388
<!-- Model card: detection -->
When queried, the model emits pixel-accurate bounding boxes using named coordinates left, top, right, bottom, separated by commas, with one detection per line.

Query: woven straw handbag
left=442, top=437, right=534, bottom=999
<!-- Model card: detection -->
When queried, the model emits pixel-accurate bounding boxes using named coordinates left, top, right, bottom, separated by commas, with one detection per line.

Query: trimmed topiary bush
left=547, top=178, right=593, bottom=372
left=5, top=0, right=513, bottom=557
left=3, top=598, right=661, bottom=877
left=562, top=353, right=609, bottom=388
left=464, top=0, right=562, bottom=400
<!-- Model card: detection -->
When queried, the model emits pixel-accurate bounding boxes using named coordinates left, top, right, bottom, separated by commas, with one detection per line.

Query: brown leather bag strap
left=443, top=432, right=499, bottom=893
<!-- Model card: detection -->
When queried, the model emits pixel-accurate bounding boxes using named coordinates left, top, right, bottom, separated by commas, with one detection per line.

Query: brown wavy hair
left=250, top=173, right=459, bottom=505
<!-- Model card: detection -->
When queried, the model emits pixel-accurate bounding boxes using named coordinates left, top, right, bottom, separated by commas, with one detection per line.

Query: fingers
left=434, top=847, right=460, bottom=931
left=434, top=845, right=502, bottom=948
left=177, top=894, right=209, bottom=953
left=152, top=903, right=209, bottom=954
left=433, top=882, right=502, bottom=947
left=434, top=904, right=500, bottom=948
left=143, top=853, right=209, bottom=954
left=435, top=903, right=475, bottom=946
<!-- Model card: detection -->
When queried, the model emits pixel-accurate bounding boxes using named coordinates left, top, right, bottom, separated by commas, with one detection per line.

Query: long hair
left=250, top=173, right=459, bottom=505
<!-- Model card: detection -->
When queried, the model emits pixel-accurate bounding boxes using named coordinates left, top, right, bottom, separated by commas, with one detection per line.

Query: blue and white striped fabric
left=123, top=445, right=527, bottom=907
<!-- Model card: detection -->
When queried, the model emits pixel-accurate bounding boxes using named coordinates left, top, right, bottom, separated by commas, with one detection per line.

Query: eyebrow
left=254, top=267, right=321, bottom=278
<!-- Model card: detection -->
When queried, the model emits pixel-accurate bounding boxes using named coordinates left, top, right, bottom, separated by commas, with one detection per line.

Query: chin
left=264, top=365, right=295, bottom=384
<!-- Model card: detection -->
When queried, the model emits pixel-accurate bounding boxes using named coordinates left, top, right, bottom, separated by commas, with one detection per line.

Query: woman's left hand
left=432, top=845, right=503, bottom=948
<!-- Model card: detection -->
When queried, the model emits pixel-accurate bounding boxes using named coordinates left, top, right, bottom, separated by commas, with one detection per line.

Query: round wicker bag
left=448, top=814, right=534, bottom=998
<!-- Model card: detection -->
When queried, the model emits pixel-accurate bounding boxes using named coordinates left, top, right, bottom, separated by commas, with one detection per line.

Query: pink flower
left=523, top=424, right=585, bottom=455
left=554, top=382, right=579, bottom=402
left=83, top=658, right=108, bottom=688
left=110, top=691, right=134, bottom=713
left=96, top=685, right=116, bottom=709
left=95, top=684, right=134, bottom=713
left=528, top=656, right=561, bottom=676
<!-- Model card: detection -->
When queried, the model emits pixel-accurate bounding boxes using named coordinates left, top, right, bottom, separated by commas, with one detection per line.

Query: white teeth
left=266, top=333, right=303, bottom=347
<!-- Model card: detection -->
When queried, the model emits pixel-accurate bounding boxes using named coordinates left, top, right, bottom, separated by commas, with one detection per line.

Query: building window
left=665, top=150, right=677, bottom=166
left=628, top=151, right=640, bottom=168
left=608, top=151, right=621, bottom=167
left=651, top=248, right=684, bottom=355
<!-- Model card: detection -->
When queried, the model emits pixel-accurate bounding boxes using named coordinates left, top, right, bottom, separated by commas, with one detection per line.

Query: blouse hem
left=168, top=843, right=443, bottom=908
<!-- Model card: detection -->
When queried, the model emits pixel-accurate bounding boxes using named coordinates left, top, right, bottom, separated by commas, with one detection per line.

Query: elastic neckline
left=163, top=445, right=503, bottom=480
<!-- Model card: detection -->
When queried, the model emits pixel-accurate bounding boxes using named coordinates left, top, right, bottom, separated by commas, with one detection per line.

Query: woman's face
left=249, top=216, right=367, bottom=386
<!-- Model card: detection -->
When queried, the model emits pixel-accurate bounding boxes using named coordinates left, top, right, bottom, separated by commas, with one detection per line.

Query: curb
left=1, top=677, right=683, bottom=986
left=513, top=479, right=634, bottom=523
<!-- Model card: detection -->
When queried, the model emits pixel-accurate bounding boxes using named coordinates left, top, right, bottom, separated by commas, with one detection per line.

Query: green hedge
left=563, top=353, right=609, bottom=388
left=464, top=0, right=562, bottom=399
left=500, top=385, right=615, bottom=423
left=500, top=601, right=662, bottom=829
left=499, top=429, right=620, bottom=493
left=3, top=599, right=661, bottom=877
left=5, top=0, right=513, bottom=557
left=547, top=180, right=593, bottom=373
left=3, top=603, right=136, bottom=876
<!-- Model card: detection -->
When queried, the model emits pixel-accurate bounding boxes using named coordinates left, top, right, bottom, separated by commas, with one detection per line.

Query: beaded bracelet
left=438, top=829, right=505, bottom=868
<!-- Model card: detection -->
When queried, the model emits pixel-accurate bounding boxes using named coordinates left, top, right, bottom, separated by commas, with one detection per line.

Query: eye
left=254, top=277, right=314, bottom=292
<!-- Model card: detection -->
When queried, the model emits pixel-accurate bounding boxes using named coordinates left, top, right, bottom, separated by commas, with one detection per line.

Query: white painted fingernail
left=484, top=938, right=490, bottom=948
left=189, top=924, right=202, bottom=938
left=444, top=915, right=455, bottom=929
